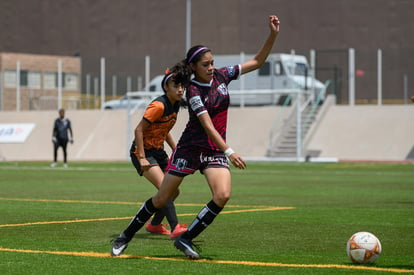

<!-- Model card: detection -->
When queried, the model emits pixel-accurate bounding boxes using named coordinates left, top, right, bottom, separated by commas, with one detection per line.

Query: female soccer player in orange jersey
left=124, top=62, right=191, bottom=243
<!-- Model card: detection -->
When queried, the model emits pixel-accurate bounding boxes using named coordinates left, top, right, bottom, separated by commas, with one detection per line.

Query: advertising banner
left=0, top=123, right=35, bottom=143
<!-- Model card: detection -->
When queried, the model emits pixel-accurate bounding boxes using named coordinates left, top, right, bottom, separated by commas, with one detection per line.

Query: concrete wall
left=0, top=110, right=129, bottom=161
left=1, top=105, right=413, bottom=162
left=306, top=105, right=414, bottom=161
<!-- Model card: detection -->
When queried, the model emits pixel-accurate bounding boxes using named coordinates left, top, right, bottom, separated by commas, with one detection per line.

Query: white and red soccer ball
left=346, top=232, right=382, bottom=264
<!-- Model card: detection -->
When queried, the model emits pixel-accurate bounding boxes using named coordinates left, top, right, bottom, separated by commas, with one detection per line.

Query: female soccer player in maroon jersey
left=112, top=15, right=280, bottom=259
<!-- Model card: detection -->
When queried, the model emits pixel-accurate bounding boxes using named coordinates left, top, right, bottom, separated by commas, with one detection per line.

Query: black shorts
left=166, top=145, right=229, bottom=177
left=55, top=139, right=68, bottom=148
left=130, top=143, right=169, bottom=176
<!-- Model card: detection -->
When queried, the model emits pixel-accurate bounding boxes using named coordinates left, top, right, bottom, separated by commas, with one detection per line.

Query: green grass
left=0, top=161, right=413, bottom=274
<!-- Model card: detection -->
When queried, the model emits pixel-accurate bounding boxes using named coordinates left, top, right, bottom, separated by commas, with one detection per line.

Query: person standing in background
left=51, top=108, right=73, bottom=168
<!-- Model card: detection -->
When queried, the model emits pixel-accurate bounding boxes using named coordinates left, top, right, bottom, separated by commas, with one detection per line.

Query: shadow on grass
left=108, top=233, right=214, bottom=260
left=340, top=261, right=414, bottom=272
left=380, top=264, right=414, bottom=270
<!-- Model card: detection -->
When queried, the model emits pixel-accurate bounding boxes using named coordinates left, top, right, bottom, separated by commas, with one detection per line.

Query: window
left=4, top=70, right=17, bottom=88
left=274, top=61, right=284, bottom=75
left=285, top=61, right=308, bottom=76
left=64, top=73, right=78, bottom=90
left=4, top=70, right=41, bottom=88
left=5, top=69, right=78, bottom=90
left=149, top=84, right=157, bottom=91
left=20, top=70, right=28, bottom=86
left=45, top=72, right=79, bottom=90
left=55, top=72, right=65, bottom=88
left=294, top=63, right=307, bottom=76
left=28, top=72, right=41, bottom=89
left=44, top=72, right=56, bottom=89
left=258, top=62, right=270, bottom=76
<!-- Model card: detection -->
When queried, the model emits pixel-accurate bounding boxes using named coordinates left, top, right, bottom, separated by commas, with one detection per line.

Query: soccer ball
left=346, top=232, right=382, bottom=264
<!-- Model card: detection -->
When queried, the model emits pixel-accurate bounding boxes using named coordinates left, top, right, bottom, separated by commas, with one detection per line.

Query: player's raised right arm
left=241, top=15, right=280, bottom=75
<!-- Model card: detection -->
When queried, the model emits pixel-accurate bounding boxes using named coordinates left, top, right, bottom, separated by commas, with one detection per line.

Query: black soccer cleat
left=174, top=236, right=200, bottom=259
left=111, top=233, right=130, bottom=257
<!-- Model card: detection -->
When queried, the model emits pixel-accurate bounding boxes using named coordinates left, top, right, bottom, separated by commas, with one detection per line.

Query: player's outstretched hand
left=269, top=15, right=280, bottom=33
left=228, top=153, right=247, bottom=170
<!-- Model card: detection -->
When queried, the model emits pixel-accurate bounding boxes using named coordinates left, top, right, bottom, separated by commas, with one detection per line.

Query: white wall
left=306, top=105, right=414, bottom=161
left=0, top=110, right=130, bottom=161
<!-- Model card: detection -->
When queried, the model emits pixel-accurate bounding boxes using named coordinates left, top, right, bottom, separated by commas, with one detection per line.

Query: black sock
left=162, top=199, right=178, bottom=231
left=151, top=209, right=165, bottom=226
left=150, top=199, right=178, bottom=231
left=123, top=198, right=158, bottom=240
left=181, top=200, right=223, bottom=240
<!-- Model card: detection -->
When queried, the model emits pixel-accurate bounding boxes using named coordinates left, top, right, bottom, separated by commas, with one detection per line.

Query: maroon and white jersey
left=177, top=65, right=241, bottom=151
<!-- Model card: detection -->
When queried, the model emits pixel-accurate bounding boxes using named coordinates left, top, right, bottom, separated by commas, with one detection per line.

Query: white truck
left=213, top=53, right=325, bottom=105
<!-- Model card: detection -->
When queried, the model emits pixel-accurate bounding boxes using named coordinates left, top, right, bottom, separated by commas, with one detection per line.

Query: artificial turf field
left=0, top=161, right=413, bottom=274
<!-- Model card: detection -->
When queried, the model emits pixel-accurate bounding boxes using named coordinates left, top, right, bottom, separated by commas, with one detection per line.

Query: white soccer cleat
left=111, top=234, right=130, bottom=257
left=174, top=237, right=200, bottom=259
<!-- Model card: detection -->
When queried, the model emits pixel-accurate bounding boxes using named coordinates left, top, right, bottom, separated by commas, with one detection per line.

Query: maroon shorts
left=166, top=146, right=229, bottom=177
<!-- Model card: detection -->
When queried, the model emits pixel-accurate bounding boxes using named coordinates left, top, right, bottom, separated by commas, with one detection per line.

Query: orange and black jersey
left=142, top=95, right=180, bottom=150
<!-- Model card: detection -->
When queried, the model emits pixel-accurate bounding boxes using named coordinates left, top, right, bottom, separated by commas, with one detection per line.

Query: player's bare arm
left=165, top=133, right=176, bottom=151
left=134, top=120, right=151, bottom=169
left=198, top=113, right=246, bottom=169
left=241, top=15, right=280, bottom=75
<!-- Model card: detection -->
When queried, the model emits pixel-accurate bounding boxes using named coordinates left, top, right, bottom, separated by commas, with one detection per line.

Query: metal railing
left=266, top=81, right=331, bottom=160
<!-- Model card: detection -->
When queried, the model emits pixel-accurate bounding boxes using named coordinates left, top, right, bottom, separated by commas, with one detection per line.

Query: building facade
left=0, top=53, right=81, bottom=111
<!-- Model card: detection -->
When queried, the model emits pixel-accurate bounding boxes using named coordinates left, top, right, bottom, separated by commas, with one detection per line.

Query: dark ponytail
left=161, top=61, right=192, bottom=93
left=161, top=61, right=192, bottom=108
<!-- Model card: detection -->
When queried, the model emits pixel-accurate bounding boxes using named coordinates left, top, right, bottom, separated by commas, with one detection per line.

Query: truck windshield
left=286, top=62, right=308, bottom=76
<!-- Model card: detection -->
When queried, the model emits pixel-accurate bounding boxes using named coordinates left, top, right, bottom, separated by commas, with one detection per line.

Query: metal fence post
left=16, top=61, right=20, bottom=111
left=57, top=59, right=62, bottom=110
left=100, top=57, right=105, bottom=110
left=377, top=49, right=382, bottom=105
left=348, top=48, right=355, bottom=106
left=296, top=92, right=302, bottom=161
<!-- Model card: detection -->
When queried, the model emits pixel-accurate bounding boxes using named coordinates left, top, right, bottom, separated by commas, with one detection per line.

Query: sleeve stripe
left=196, top=110, right=208, bottom=116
